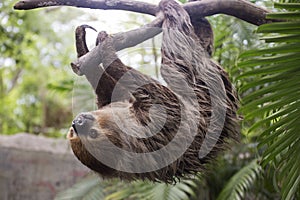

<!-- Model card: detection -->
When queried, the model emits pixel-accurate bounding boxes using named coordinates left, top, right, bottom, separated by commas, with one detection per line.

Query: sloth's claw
left=71, top=24, right=97, bottom=75
left=75, top=24, right=97, bottom=58
left=96, top=31, right=109, bottom=46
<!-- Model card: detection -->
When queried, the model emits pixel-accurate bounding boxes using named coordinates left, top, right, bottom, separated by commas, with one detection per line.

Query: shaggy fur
left=67, top=0, right=239, bottom=183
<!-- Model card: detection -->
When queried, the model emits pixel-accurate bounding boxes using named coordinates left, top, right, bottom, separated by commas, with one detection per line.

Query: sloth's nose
left=72, top=113, right=95, bottom=134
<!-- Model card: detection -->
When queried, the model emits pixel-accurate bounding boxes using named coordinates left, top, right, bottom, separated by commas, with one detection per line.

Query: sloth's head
left=67, top=101, right=143, bottom=163
left=68, top=112, right=100, bottom=141
left=67, top=105, right=128, bottom=149
left=67, top=108, right=128, bottom=178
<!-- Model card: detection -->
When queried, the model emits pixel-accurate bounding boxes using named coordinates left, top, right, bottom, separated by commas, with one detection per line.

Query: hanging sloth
left=67, top=0, right=239, bottom=183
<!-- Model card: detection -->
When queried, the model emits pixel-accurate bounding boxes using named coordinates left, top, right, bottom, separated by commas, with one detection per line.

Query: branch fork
left=13, top=0, right=279, bottom=78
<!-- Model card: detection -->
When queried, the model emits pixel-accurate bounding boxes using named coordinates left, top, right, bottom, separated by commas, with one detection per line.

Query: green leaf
left=274, top=2, right=300, bottom=10
left=237, top=3, right=300, bottom=199
left=55, top=174, right=104, bottom=200
left=238, top=53, right=300, bottom=68
left=239, top=43, right=300, bottom=58
left=262, top=34, right=300, bottom=43
left=257, top=22, right=300, bottom=33
left=267, top=12, right=300, bottom=20
left=217, top=159, right=262, bottom=200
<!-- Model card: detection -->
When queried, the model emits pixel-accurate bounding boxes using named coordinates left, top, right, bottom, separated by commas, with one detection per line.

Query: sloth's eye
left=89, top=129, right=98, bottom=139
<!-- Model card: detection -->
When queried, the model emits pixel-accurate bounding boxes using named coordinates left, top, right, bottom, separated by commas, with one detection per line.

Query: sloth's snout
left=72, top=113, right=95, bottom=135
left=73, top=113, right=95, bottom=125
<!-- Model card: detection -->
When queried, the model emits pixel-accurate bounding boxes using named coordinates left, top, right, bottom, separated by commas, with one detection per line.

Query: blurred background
left=1, top=0, right=299, bottom=199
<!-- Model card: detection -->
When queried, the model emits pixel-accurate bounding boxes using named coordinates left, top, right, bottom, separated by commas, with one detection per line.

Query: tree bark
left=14, top=0, right=159, bottom=15
left=14, top=0, right=275, bottom=26
left=70, top=13, right=163, bottom=76
left=14, top=0, right=278, bottom=79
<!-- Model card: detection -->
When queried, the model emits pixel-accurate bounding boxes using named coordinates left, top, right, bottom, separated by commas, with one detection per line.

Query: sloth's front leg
left=72, top=25, right=133, bottom=108
left=70, top=25, right=97, bottom=74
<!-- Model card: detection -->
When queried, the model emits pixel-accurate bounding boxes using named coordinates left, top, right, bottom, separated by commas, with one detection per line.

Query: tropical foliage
left=2, top=0, right=299, bottom=199
left=0, top=0, right=78, bottom=136
left=57, top=1, right=300, bottom=199
left=237, top=2, right=300, bottom=199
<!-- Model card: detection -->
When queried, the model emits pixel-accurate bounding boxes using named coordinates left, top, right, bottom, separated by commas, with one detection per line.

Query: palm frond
left=105, top=179, right=195, bottom=200
left=55, top=174, right=195, bottom=200
left=55, top=174, right=105, bottom=200
left=216, top=159, right=262, bottom=200
left=238, top=2, right=300, bottom=199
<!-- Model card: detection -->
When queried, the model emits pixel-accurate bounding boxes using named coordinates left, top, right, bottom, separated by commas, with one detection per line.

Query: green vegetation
left=1, top=0, right=299, bottom=199
left=0, top=1, right=82, bottom=137
left=57, top=1, right=300, bottom=199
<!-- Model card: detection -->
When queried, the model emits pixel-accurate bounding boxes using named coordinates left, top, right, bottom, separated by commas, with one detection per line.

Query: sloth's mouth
left=72, top=122, right=78, bottom=134
left=67, top=126, right=79, bottom=141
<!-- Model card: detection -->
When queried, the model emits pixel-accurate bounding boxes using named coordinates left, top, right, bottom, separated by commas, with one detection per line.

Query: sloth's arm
left=73, top=26, right=165, bottom=110
left=72, top=25, right=128, bottom=108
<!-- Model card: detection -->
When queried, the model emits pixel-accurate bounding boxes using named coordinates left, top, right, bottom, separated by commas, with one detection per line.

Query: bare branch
left=184, top=0, right=274, bottom=26
left=14, top=0, right=275, bottom=26
left=14, top=0, right=158, bottom=15
left=14, top=0, right=278, bottom=80
left=113, top=13, right=163, bottom=51
left=71, top=13, right=164, bottom=76
left=7, top=68, right=23, bottom=94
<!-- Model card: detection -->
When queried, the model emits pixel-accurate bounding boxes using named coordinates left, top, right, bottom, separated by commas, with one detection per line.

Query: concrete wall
left=0, top=133, right=89, bottom=200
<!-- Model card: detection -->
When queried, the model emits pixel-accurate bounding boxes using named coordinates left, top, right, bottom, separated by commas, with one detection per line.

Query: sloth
left=67, top=0, right=239, bottom=183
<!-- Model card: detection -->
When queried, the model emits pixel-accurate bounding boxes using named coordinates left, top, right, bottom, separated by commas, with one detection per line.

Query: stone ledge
left=0, top=133, right=89, bottom=200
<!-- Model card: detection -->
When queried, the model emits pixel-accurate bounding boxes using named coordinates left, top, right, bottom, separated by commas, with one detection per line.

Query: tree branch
left=71, top=13, right=164, bottom=76
left=14, top=0, right=275, bottom=26
left=7, top=68, right=23, bottom=94
left=184, top=0, right=274, bottom=25
left=14, top=0, right=159, bottom=15
left=14, top=0, right=277, bottom=80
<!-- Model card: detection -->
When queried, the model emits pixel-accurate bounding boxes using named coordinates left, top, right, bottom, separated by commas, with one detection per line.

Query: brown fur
left=68, top=0, right=239, bottom=183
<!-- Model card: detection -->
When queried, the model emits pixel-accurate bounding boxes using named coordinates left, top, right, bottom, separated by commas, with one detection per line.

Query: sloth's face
left=67, top=102, right=133, bottom=151
left=67, top=110, right=122, bottom=177
left=67, top=112, right=102, bottom=142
